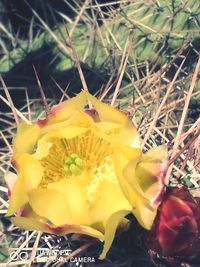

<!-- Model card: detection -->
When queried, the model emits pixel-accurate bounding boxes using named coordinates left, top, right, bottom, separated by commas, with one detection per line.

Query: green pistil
left=64, top=153, right=85, bottom=176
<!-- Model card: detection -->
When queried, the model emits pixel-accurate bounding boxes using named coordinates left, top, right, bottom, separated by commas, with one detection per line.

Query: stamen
left=64, top=153, right=85, bottom=176
left=39, top=131, right=115, bottom=191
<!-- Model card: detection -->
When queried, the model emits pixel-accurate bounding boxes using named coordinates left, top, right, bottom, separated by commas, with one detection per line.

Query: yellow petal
left=11, top=216, right=48, bottom=232
left=20, top=203, right=46, bottom=220
left=85, top=91, right=129, bottom=124
left=136, top=145, right=168, bottom=193
left=48, top=126, right=89, bottom=139
left=47, top=179, right=91, bottom=225
left=113, top=146, right=153, bottom=229
left=13, top=123, right=40, bottom=159
left=41, top=110, right=94, bottom=139
left=6, top=176, right=27, bottom=216
left=11, top=204, right=52, bottom=232
left=134, top=145, right=168, bottom=229
left=38, top=91, right=86, bottom=126
left=32, top=136, right=52, bottom=160
left=11, top=217, right=104, bottom=239
left=40, top=110, right=94, bottom=135
left=11, top=204, right=103, bottom=239
left=67, top=110, right=94, bottom=128
left=28, top=188, right=73, bottom=226
left=132, top=199, right=156, bottom=230
left=85, top=91, right=140, bottom=148
left=113, top=145, right=142, bottom=196
left=69, top=225, right=103, bottom=240
left=6, top=154, right=43, bottom=216
left=95, top=122, right=123, bottom=135
left=91, top=180, right=131, bottom=227
left=112, top=124, right=140, bottom=148
left=99, top=210, right=130, bottom=259
left=20, top=154, right=44, bottom=190
left=4, top=171, right=18, bottom=196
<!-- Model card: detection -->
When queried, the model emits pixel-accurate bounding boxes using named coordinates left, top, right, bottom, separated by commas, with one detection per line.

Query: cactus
left=103, top=0, right=200, bottom=63
left=0, top=0, right=200, bottom=74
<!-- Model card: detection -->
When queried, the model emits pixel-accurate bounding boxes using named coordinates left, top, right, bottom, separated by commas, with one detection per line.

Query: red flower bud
left=147, top=187, right=200, bottom=258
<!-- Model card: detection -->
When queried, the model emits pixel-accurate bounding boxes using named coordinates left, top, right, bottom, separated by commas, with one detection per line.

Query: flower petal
left=85, top=92, right=128, bottom=124
left=45, top=224, right=104, bottom=239
left=28, top=188, right=73, bottom=226
left=113, top=146, right=155, bottom=229
left=13, top=123, right=40, bottom=159
left=147, top=187, right=200, bottom=257
left=41, top=111, right=94, bottom=140
left=19, top=155, right=44, bottom=190
left=12, top=203, right=104, bottom=240
left=133, top=198, right=157, bottom=230
left=6, top=176, right=27, bottom=216
left=38, top=91, right=86, bottom=127
left=162, top=195, right=193, bottom=218
left=85, top=91, right=140, bottom=148
left=95, top=122, right=122, bottom=134
left=136, top=145, right=168, bottom=193
left=47, top=179, right=91, bottom=225
left=91, top=180, right=131, bottom=227
left=11, top=216, right=48, bottom=232
left=67, top=110, right=94, bottom=127
left=6, top=154, right=43, bottom=216
left=113, top=145, right=143, bottom=198
left=32, top=136, right=52, bottom=160
left=11, top=217, right=104, bottom=239
left=95, top=121, right=139, bottom=147
left=99, top=210, right=130, bottom=259
left=48, top=126, right=89, bottom=139
left=40, top=110, right=94, bottom=135
left=4, top=171, right=18, bottom=197
left=132, top=145, right=168, bottom=229
left=113, top=124, right=140, bottom=148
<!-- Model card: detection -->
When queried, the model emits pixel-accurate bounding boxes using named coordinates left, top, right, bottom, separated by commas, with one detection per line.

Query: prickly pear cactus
left=1, top=0, right=200, bottom=74
left=99, top=0, right=200, bottom=64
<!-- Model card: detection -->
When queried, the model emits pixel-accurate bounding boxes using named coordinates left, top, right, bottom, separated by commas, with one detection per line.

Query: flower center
left=86, top=155, right=117, bottom=201
left=39, top=130, right=117, bottom=196
left=63, top=153, right=85, bottom=176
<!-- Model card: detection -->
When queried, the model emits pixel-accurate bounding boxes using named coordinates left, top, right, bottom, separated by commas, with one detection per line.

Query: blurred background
left=0, top=0, right=200, bottom=110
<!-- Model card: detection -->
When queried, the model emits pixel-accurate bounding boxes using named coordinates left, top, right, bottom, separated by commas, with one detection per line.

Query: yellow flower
left=6, top=91, right=168, bottom=258
left=113, top=144, right=168, bottom=231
